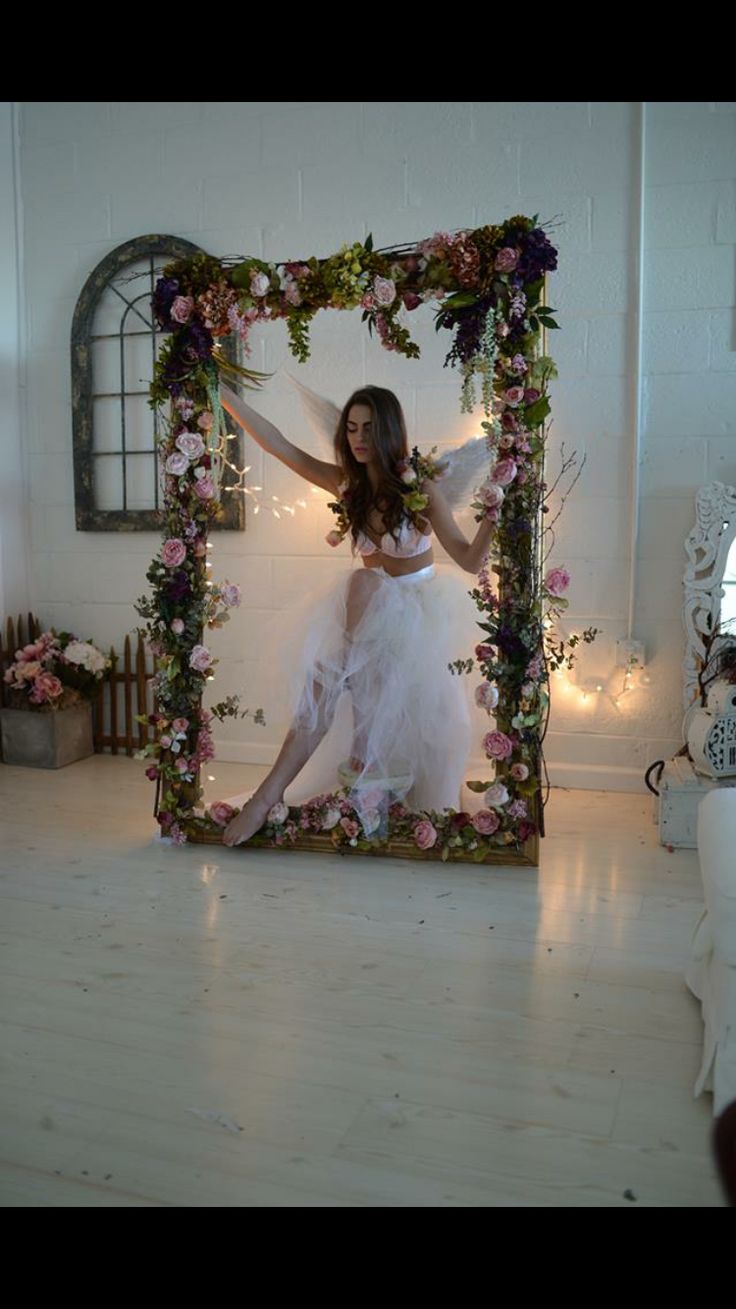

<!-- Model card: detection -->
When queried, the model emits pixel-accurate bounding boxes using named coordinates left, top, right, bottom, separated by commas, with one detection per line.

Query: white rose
left=485, top=782, right=510, bottom=808
left=63, top=641, right=107, bottom=674
left=360, top=808, right=382, bottom=836
left=267, top=801, right=289, bottom=825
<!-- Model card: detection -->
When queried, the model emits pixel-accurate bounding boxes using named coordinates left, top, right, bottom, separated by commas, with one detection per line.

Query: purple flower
left=153, top=277, right=180, bottom=331
left=167, top=569, right=191, bottom=603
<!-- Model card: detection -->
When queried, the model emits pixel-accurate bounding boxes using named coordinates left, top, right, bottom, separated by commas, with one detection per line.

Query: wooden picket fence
left=0, top=613, right=156, bottom=757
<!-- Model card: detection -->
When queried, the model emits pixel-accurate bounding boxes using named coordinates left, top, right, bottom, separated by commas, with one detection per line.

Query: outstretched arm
left=219, top=381, right=341, bottom=495
left=422, top=479, right=496, bottom=574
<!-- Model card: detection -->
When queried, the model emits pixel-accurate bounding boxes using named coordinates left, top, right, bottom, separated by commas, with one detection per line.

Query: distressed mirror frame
left=683, top=480, right=736, bottom=713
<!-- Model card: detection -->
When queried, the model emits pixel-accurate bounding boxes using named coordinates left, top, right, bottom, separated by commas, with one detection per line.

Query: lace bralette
left=355, top=517, right=433, bottom=559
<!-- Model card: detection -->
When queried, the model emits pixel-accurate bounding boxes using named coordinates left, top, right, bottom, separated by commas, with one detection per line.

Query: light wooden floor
left=0, top=754, right=723, bottom=1207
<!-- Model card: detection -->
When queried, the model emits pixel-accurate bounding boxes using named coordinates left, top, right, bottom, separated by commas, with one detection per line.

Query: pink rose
left=545, top=567, right=571, bottom=597
left=402, top=290, right=421, bottom=311
left=166, top=451, right=190, bottom=476
left=491, top=457, right=518, bottom=487
left=159, top=734, right=172, bottom=749
left=209, top=801, right=235, bottom=827
left=170, top=618, right=185, bottom=635
left=373, top=276, right=396, bottom=307
left=250, top=270, right=271, bottom=298
left=523, top=388, right=540, bottom=404
left=475, top=643, right=495, bottom=661
left=193, top=476, right=216, bottom=500
left=340, top=817, right=360, bottom=839
left=189, top=644, right=213, bottom=673
left=413, top=820, right=437, bottom=850
left=171, top=295, right=194, bottom=324
left=197, top=411, right=214, bottom=432
left=162, top=537, right=187, bottom=568
left=478, top=482, right=505, bottom=509
left=176, top=397, right=195, bottom=419
left=484, top=782, right=509, bottom=808
left=221, top=583, right=241, bottom=608
left=495, top=247, right=519, bottom=272
left=510, top=762, right=529, bottom=781
left=325, top=530, right=343, bottom=547
left=361, top=291, right=377, bottom=311
left=16, top=660, right=42, bottom=681
left=30, top=672, right=63, bottom=703
left=21, top=642, right=43, bottom=660
left=175, top=758, right=189, bottom=774
left=193, top=539, right=207, bottom=557
left=145, top=766, right=159, bottom=781
left=483, top=730, right=514, bottom=761
left=284, top=280, right=302, bottom=306
left=502, top=386, right=526, bottom=408
left=172, top=717, right=189, bottom=733
left=475, top=682, right=499, bottom=711
left=472, top=809, right=500, bottom=835
left=175, top=432, right=205, bottom=460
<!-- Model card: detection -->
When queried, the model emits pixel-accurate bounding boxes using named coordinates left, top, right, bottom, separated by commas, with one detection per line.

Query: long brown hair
left=333, top=386, right=412, bottom=550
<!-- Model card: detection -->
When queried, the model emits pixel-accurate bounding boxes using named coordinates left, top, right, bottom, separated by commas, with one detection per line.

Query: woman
left=219, top=381, right=495, bottom=847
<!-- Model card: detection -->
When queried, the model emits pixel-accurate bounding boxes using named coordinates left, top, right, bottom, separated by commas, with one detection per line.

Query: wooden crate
left=658, top=754, right=736, bottom=849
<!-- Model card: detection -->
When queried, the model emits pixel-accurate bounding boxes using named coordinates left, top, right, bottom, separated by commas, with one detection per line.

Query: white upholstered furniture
left=686, top=786, right=736, bottom=1115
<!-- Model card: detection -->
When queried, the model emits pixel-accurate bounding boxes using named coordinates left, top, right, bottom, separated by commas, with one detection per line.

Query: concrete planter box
left=0, top=703, right=94, bottom=768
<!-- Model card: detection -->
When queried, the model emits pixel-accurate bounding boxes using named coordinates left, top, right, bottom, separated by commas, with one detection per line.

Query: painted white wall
left=12, top=101, right=736, bottom=790
left=0, top=102, right=30, bottom=626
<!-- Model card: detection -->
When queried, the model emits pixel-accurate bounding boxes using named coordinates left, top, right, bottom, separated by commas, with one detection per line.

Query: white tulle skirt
left=259, top=561, right=477, bottom=822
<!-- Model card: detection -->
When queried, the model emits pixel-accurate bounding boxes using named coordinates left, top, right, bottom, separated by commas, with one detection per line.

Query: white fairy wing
left=284, top=371, right=341, bottom=461
left=434, top=435, right=490, bottom=511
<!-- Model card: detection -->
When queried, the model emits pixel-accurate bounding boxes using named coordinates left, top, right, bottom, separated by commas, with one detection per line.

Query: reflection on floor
left=0, top=755, right=722, bottom=1207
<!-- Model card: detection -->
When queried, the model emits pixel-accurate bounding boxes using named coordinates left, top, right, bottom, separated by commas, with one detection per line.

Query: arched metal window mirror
left=71, top=234, right=244, bottom=531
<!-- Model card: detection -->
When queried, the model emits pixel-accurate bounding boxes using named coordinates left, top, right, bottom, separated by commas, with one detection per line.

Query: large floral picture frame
left=134, top=216, right=587, bottom=866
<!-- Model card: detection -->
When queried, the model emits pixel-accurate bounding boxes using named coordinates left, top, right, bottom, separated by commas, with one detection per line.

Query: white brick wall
left=0, top=102, right=30, bottom=620
left=9, top=100, right=736, bottom=790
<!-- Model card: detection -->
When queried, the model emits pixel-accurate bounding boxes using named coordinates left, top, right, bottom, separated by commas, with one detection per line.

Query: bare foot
left=222, top=792, right=280, bottom=847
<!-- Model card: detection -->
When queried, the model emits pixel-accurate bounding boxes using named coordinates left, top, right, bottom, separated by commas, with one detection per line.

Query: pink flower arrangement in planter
left=3, top=630, right=110, bottom=710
